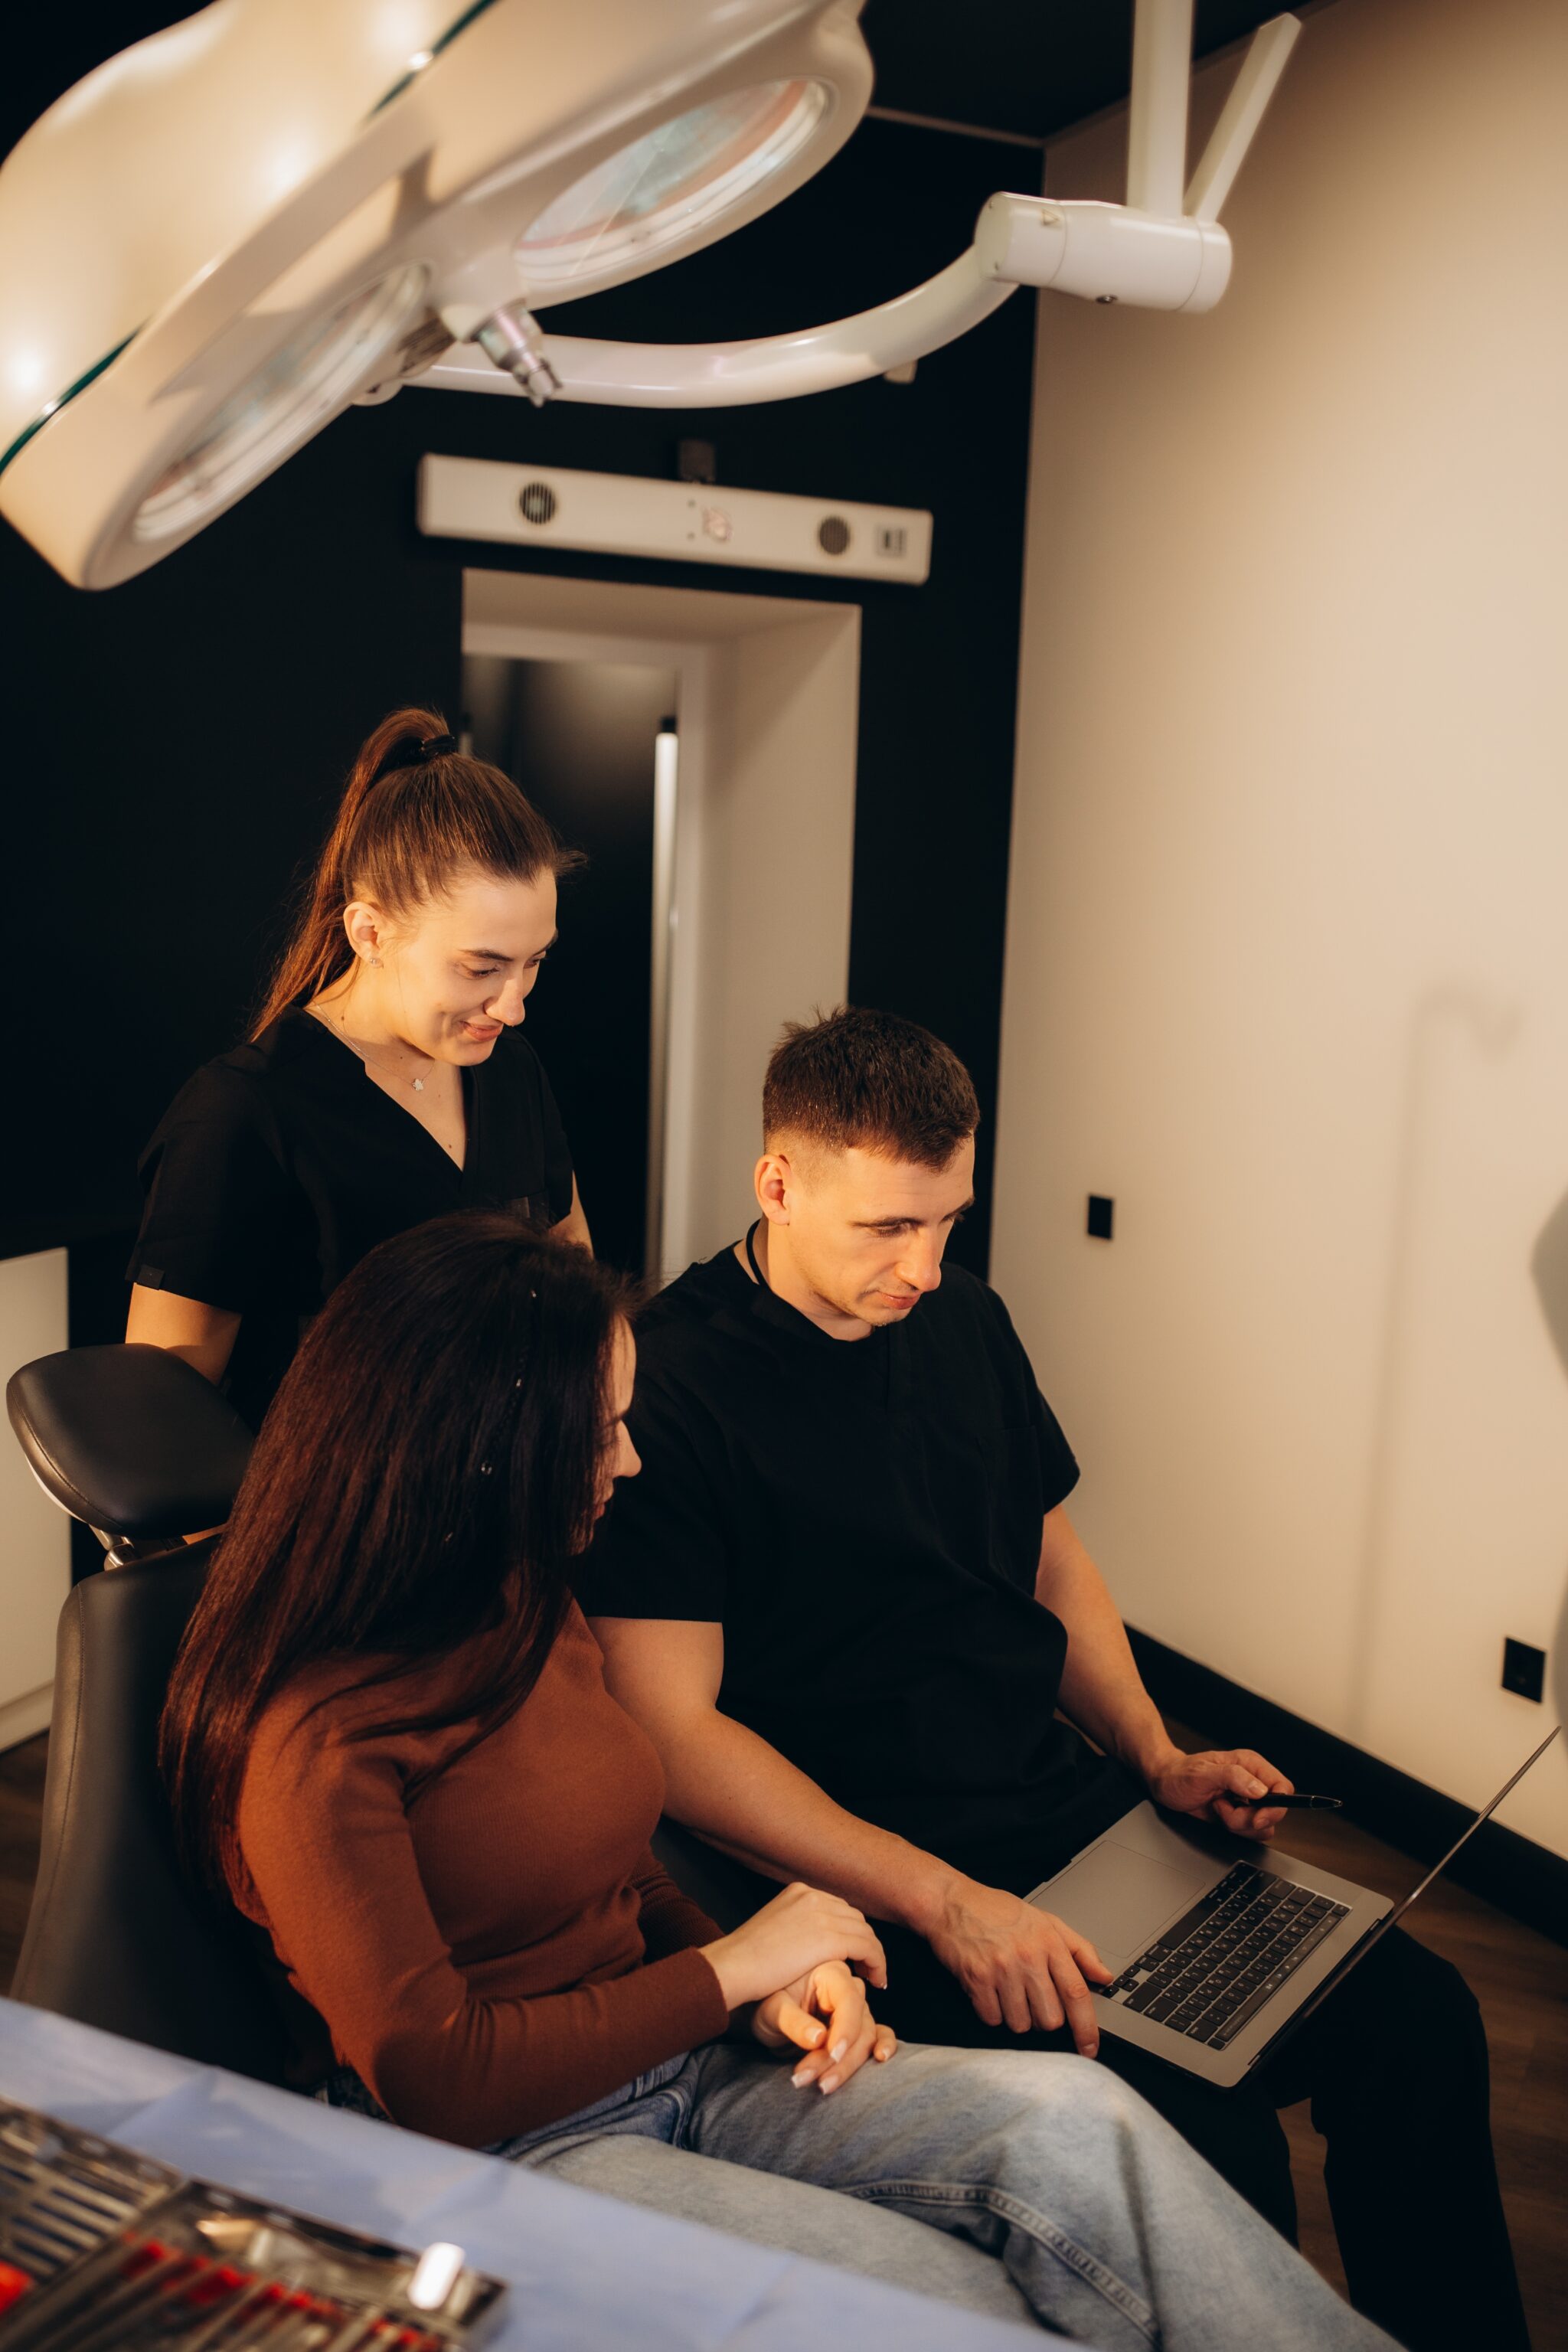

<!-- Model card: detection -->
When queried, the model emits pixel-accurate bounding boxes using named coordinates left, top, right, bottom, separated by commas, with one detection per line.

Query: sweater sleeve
left=235, top=1720, right=730, bottom=2150
left=632, top=1851, right=722, bottom=1962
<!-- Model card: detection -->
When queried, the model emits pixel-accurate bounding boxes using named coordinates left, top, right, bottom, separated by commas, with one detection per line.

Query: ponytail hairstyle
left=253, top=706, right=579, bottom=1036
left=160, top=1209, right=639, bottom=1900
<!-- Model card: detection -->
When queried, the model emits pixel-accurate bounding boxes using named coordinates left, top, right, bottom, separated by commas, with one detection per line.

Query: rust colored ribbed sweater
left=231, top=1602, right=730, bottom=2148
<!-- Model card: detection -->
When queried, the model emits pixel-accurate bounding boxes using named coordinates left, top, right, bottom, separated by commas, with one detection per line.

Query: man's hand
left=1145, top=1745, right=1294, bottom=1840
left=752, top=1962, right=897, bottom=2092
left=924, top=1876, right=1114, bottom=2052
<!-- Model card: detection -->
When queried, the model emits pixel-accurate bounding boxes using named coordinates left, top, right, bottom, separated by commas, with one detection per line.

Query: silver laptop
left=1024, top=1726, right=1559, bottom=2089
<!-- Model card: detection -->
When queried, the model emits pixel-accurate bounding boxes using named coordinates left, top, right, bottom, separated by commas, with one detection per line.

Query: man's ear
left=756, top=1149, right=793, bottom=1223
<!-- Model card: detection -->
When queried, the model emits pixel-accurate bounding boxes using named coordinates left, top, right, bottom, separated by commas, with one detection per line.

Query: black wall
left=2, top=106, right=1040, bottom=1321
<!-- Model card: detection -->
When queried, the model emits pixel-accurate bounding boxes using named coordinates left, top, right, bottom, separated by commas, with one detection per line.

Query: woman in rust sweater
left=159, top=1213, right=1393, bottom=2351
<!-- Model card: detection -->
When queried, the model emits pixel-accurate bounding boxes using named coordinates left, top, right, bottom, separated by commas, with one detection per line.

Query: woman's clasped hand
left=753, top=1957, right=900, bottom=2093
left=702, top=1883, right=898, bottom=2092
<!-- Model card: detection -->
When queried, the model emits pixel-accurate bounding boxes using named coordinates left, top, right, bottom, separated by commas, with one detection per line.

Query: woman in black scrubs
left=126, top=706, right=590, bottom=1426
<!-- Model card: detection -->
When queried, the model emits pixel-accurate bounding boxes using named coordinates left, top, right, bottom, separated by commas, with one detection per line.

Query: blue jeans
left=322, top=2040, right=1396, bottom=2350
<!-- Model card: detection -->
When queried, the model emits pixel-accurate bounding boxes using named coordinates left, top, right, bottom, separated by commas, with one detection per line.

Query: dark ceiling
left=6, top=4, right=1300, bottom=167
left=864, top=1, right=1303, bottom=143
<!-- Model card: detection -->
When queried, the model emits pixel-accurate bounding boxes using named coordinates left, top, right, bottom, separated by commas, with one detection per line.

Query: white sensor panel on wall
left=417, top=456, right=932, bottom=584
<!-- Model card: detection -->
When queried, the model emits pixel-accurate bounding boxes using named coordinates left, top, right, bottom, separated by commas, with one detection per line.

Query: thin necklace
left=321, top=1008, right=436, bottom=1093
left=335, top=1018, right=462, bottom=1164
left=306, top=1007, right=461, bottom=1167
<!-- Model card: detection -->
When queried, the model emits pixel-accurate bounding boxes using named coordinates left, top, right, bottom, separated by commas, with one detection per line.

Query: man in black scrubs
left=578, top=1008, right=1526, bottom=2352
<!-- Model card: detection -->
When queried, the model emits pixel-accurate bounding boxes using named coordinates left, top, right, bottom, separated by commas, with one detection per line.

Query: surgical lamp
left=0, top=0, right=1298, bottom=590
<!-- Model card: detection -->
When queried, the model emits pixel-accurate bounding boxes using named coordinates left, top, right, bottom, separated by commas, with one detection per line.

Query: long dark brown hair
left=253, top=706, right=579, bottom=1036
left=160, top=1211, right=635, bottom=1898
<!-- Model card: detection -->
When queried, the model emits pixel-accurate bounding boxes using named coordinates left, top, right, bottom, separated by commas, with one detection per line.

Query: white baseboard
left=0, top=1683, right=51, bottom=1754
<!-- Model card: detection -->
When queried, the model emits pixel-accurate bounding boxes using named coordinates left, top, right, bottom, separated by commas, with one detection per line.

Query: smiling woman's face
left=354, top=864, right=559, bottom=1063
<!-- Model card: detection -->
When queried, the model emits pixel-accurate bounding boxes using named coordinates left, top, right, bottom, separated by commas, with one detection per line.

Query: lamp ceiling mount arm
left=423, top=4, right=1302, bottom=410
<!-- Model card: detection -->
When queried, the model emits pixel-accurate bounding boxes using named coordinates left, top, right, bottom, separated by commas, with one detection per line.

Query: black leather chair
left=5, top=1346, right=288, bottom=2081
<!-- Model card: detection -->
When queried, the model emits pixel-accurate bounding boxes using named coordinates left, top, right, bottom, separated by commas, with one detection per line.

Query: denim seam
left=665, top=2080, right=699, bottom=2147
left=840, top=2179, right=1159, bottom=2344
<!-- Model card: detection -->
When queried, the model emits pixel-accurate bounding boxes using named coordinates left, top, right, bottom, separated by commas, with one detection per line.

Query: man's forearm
left=1037, top=1510, right=1176, bottom=1782
left=655, top=1702, right=961, bottom=1937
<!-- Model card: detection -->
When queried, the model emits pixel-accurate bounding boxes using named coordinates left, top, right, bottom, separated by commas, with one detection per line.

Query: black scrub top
left=576, top=1240, right=1125, bottom=1884
left=129, top=1008, right=575, bottom=1428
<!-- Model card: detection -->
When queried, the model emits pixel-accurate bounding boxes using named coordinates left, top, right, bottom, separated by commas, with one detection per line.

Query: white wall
left=0, top=1248, right=70, bottom=1751
left=993, top=0, right=1568, bottom=1856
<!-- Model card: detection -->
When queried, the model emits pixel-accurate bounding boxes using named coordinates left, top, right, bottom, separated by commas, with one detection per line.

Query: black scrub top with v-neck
left=128, top=1008, right=574, bottom=1429
left=575, top=1233, right=1122, bottom=1883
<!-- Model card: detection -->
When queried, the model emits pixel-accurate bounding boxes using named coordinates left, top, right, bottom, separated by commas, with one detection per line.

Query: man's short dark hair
left=763, top=1007, right=980, bottom=1170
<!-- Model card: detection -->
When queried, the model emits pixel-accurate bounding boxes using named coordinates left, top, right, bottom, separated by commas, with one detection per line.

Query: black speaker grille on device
left=518, top=481, right=557, bottom=524
left=817, top=514, right=851, bottom=556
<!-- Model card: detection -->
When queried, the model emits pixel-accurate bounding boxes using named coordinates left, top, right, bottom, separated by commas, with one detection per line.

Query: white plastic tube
left=1126, top=0, right=1194, bottom=217
left=1186, top=15, right=1302, bottom=223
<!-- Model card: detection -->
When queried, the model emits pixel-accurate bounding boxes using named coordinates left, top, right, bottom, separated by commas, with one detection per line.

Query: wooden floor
left=2, top=1725, right=1565, bottom=2342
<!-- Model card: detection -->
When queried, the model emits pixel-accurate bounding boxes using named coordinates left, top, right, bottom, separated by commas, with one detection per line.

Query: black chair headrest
left=7, top=1344, right=253, bottom=1539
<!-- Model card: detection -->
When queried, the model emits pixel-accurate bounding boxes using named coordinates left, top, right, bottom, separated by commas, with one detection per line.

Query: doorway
left=462, top=654, right=675, bottom=1275
left=462, top=569, right=862, bottom=1283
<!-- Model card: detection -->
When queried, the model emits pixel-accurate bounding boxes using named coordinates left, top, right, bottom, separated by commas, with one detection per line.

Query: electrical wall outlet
left=1501, top=1638, right=1546, bottom=1704
left=1087, top=1195, right=1115, bottom=1240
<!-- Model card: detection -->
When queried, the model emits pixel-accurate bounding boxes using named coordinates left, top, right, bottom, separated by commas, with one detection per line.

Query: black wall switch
left=1087, top=1195, right=1115, bottom=1240
left=1501, top=1638, right=1547, bottom=1703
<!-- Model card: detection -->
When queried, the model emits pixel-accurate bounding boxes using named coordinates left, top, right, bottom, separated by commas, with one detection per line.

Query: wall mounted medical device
left=418, top=455, right=933, bottom=582
left=0, top=0, right=1298, bottom=590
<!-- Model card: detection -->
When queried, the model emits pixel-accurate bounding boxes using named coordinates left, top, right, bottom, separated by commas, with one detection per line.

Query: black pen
left=1225, top=1791, right=1342, bottom=1811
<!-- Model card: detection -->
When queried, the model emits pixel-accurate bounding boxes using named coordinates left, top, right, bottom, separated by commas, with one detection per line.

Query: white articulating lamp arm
left=420, top=247, right=1017, bottom=407
left=416, top=2, right=1302, bottom=407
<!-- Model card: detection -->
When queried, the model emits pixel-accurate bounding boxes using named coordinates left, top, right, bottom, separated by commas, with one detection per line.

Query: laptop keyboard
left=1102, top=1863, right=1350, bottom=2050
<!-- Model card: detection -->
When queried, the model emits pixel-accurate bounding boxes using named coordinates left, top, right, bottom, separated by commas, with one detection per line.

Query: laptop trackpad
left=1031, top=1842, right=1217, bottom=1971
